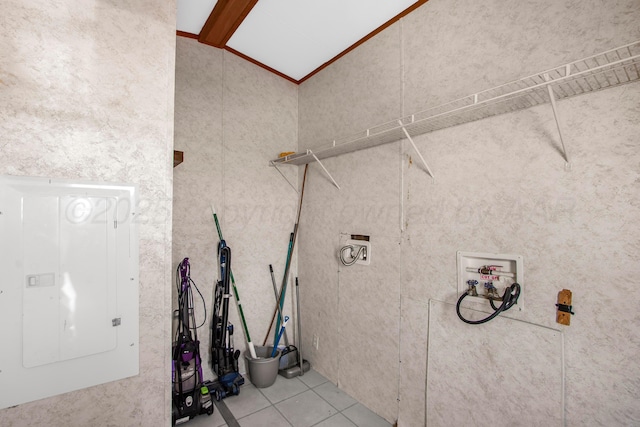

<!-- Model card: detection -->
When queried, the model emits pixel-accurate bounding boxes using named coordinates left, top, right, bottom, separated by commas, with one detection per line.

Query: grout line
left=266, top=398, right=295, bottom=427
left=309, top=387, right=336, bottom=410
left=229, top=373, right=386, bottom=427
left=257, top=379, right=309, bottom=405
left=224, top=384, right=271, bottom=420
left=305, top=390, right=335, bottom=427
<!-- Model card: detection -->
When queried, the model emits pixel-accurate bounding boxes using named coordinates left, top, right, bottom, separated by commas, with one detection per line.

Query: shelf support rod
left=398, top=121, right=435, bottom=179
left=270, top=161, right=299, bottom=194
left=309, top=150, right=341, bottom=190
left=544, top=74, right=571, bottom=168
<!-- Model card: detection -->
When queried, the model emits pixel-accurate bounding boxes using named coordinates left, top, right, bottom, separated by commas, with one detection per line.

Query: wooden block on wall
left=556, top=289, right=573, bottom=326
left=173, top=150, right=184, bottom=168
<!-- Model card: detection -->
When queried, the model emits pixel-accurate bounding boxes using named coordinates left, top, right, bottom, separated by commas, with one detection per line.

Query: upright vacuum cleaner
left=172, top=258, right=214, bottom=425
left=207, top=240, right=244, bottom=400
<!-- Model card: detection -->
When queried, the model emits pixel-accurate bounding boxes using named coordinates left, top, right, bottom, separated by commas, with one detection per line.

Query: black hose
left=489, top=288, right=519, bottom=312
left=456, top=283, right=521, bottom=325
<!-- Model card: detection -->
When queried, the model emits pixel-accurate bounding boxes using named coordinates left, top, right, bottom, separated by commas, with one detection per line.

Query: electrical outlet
left=312, top=334, right=319, bottom=350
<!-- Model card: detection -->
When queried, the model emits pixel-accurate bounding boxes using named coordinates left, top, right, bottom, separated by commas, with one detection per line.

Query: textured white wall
left=0, top=0, right=176, bottom=426
left=172, top=38, right=299, bottom=379
left=298, top=0, right=640, bottom=425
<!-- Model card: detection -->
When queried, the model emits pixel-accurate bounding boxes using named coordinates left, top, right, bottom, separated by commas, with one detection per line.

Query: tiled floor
left=184, top=370, right=392, bottom=427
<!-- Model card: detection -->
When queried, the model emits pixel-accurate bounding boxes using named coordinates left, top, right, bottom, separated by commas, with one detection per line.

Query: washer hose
left=456, top=283, right=521, bottom=325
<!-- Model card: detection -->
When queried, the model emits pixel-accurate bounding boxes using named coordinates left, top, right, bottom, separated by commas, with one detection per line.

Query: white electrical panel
left=457, top=251, right=524, bottom=310
left=0, top=176, right=139, bottom=410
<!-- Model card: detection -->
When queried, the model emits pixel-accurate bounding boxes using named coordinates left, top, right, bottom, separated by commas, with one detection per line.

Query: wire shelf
left=272, top=41, right=640, bottom=167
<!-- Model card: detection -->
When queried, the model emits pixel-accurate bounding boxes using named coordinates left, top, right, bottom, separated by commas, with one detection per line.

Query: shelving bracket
left=270, top=160, right=299, bottom=194
left=309, top=150, right=341, bottom=190
left=544, top=73, right=571, bottom=170
left=399, top=121, right=435, bottom=179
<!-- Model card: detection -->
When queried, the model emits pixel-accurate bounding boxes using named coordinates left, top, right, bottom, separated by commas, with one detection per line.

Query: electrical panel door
left=0, top=176, right=139, bottom=410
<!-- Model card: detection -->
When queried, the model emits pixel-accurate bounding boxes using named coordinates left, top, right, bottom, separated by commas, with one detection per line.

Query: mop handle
left=271, top=316, right=289, bottom=358
left=269, top=265, right=289, bottom=346
left=272, top=232, right=293, bottom=347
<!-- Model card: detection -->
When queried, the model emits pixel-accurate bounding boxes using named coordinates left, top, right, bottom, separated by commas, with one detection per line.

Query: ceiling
left=176, top=0, right=427, bottom=83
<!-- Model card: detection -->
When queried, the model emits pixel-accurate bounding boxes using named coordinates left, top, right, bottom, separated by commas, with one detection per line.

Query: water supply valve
left=466, top=280, right=479, bottom=296
left=484, top=281, right=501, bottom=301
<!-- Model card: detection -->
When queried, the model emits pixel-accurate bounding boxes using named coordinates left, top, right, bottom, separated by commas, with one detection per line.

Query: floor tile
left=238, top=406, right=292, bottom=427
left=312, top=413, right=357, bottom=427
left=312, top=382, right=357, bottom=411
left=276, top=389, right=338, bottom=427
left=222, top=384, right=272, bottom=420
left=297, top=370, right=329, bottom=389
left=176, top=410, right=226, bottom=427
left=206, top=370, right=390, bottom=427
left=259, top=376, right=309, bottom=404
left=342, top=404, right=392, bottom=427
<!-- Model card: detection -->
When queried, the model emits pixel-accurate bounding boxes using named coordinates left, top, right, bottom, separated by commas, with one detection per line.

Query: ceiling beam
left=198, top=0, right=259, bottom=48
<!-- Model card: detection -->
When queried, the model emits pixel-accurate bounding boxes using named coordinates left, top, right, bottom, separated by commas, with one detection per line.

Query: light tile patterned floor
left=184, top=370, right=392, bottom=427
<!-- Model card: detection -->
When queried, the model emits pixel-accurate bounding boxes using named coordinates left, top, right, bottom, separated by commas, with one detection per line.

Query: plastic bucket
left=244, top=346, right=281, bottom=388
